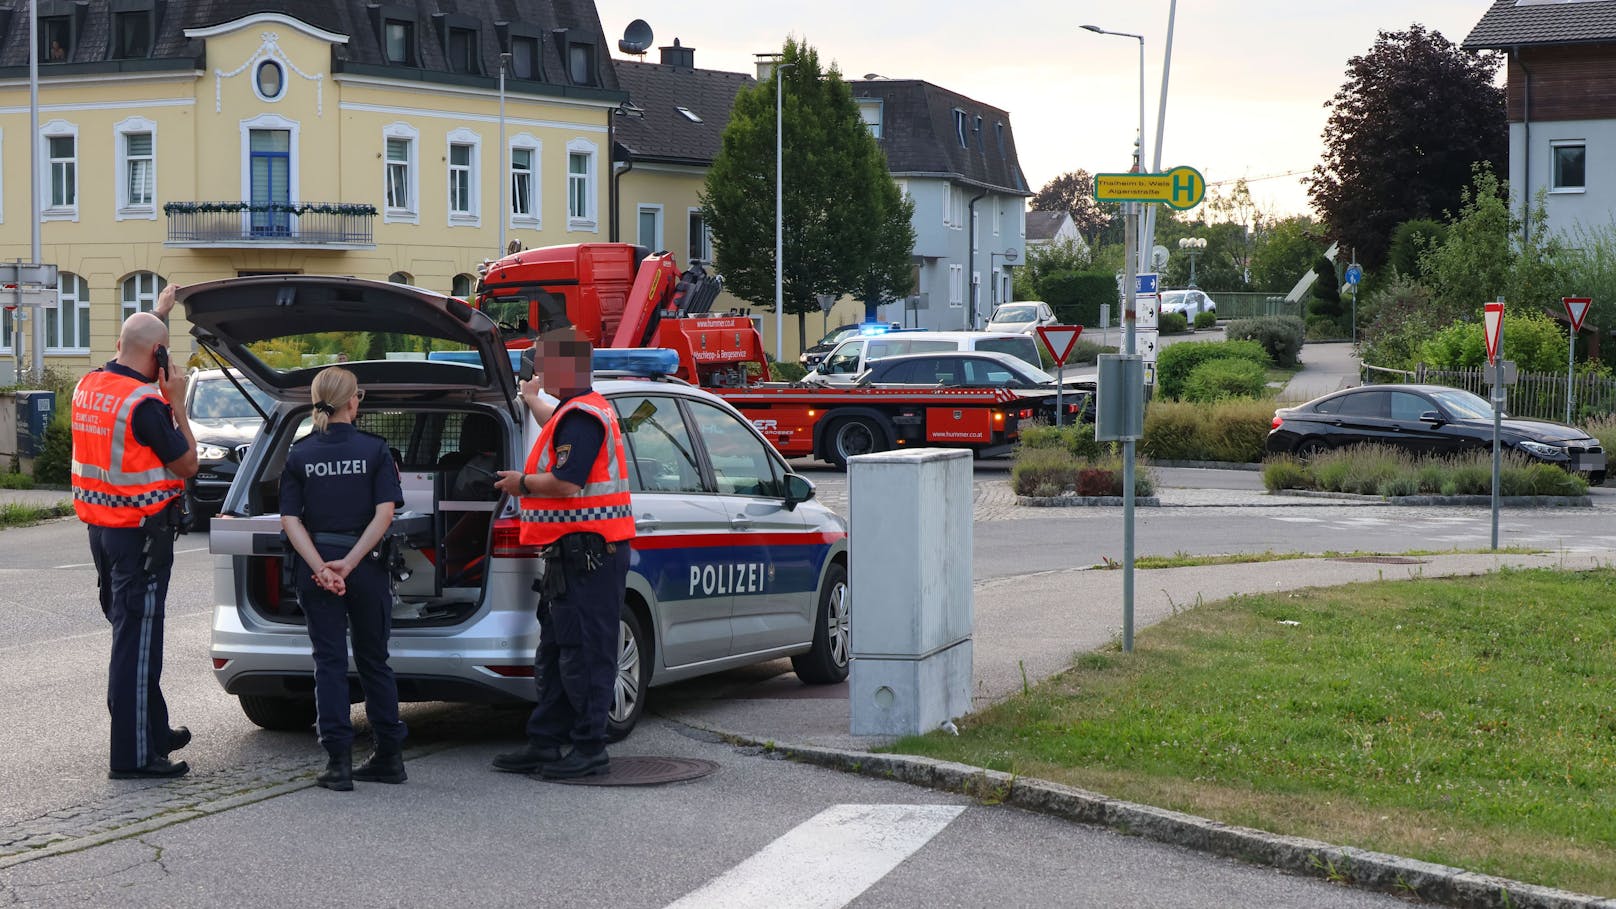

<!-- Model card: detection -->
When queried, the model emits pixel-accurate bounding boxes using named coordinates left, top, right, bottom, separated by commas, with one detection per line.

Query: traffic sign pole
left=1035, top=326, right=1084, bottom=428
left=1121, top=201, right=1137, bottom=653
left=1487, top=299, right=1504, bottom=551
left=1562, top=297, right=1592, bottom=423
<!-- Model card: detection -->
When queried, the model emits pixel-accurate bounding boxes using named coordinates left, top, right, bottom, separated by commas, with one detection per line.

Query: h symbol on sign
left=1172, top=172, right=1198, bottom=205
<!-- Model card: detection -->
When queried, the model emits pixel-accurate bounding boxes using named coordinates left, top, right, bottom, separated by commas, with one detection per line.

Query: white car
left=984, top=301, right=1057, bottom=335
left=181, top=276, right=850, bottom=742
left=1158, top=289, right=1216, bottom=321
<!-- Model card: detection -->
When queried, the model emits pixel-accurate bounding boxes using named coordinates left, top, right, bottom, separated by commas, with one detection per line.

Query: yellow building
left=0, top=1, right=630, bottom=377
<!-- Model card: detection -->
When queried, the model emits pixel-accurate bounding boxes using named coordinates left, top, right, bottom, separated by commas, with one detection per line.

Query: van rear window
left=977, top=337, right=1040, bottom=368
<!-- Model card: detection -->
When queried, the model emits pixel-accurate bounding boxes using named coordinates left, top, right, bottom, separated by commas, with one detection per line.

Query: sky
left=591, top=0, right=1494, bottom=223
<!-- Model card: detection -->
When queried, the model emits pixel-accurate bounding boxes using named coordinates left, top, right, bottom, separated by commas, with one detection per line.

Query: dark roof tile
left=851, top=78, right=1029, bottom=196
left=1465, top=0, right=1616, bottom=48
left=611, top=58, right=752, bottom=165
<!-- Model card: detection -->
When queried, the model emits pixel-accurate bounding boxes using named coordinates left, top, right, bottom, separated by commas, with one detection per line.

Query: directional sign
left=1484, top=301, right=1504, bottom=366
left=1036, top=325, right=1085, bottom=367
left=1344, top=264, right=1363, bottom=286
left=1135, top=272, right=1159, bottom=296
left=1094, top=166, right=1207, bottom=210
left=1564, top=297, right=1592, bottom=333
left=1135, top=294, right=1159, bottom=330
left=1135, top=329, right=1160, bottom=363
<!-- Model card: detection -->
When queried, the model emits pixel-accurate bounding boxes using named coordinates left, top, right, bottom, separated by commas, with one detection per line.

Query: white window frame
left=46, top=272, right=90, bottom=353
left=1551, top=140, right=1586, bottom=194
left=992, top=200, right=1001, bottom=237
left=0, top=127, right=5, bottom=225
left=114, top=116, right=157, bottom=221
left=857, top=99, right=882, bottom=138
left=566, top=138, right=598, bottom=232
left=120, top=272, right=166, bottom=321
left=508, top=132, right=541, bottom=230
left=382, top=122, right=419, bottom=224
left=446, top=127, right=481, bottom=227
left=41, top=119, right=78, bottom=221
left=239, top=114, right=300, bottom=225
left=953, top=109, right=967, bottom=147
left=687, top=207, right=713, bottom=264
left=637, top=204, right=663, bottom=250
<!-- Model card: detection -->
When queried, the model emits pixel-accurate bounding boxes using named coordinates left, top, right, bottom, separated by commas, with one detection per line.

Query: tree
left=1305, top=26, right=1504, bottom=269
left=1248, top=216, right=1326, bottom=292
left=1031, top=170, right=1116, bottom=244
left=702, top=39, right=915, bottom=350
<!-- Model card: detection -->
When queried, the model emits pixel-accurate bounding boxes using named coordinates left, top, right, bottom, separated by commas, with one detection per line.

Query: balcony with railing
left=163, top=202, right=377, bottom=249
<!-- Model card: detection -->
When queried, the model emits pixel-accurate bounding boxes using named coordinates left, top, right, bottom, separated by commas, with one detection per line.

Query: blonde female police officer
left=280, top=366, right=407, bottom=791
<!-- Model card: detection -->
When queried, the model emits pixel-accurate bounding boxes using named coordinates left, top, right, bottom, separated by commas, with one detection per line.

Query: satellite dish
left=1151, top=244, right=1170, bottom=270
left=618, top=19, right=653, bottom=55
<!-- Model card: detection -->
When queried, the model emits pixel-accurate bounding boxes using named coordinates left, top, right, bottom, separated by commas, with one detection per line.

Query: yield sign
left=1484, top=301, right=1505, bottom=365
left=1564, top=297, right=1593, bottom=333
left=1036, top=325, right=1085, bottom=367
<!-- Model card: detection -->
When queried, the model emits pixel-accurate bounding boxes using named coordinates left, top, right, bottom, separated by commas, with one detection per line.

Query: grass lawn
left=1127, top=548, right=1543, bottom=570
left=890, top=568, right=1616, bottom=896
left=0, top=502, right=72, bottom=528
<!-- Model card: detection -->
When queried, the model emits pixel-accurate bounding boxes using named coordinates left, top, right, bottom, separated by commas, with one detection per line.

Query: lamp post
left=770, top=58, right=798, bottom=365
left=989, top=248, right=1018, bottom=316
left=1081, top=24, right=1145, bottom=274
left=1177, top=236, right=1206, bottom=287
left=497, top=52, right=509, bottom=260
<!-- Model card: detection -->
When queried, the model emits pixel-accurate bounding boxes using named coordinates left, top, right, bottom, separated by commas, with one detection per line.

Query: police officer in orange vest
left=71, top=287, right=199, bottom=779
left=491, top=329, right=634, bottom=779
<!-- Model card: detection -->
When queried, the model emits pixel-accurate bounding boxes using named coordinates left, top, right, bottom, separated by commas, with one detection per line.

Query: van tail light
left=212, top=658, right=230, bottom=670
left=492, top=517, right=545, bottom=559
left=482, top=664, right=535, bottom=678
left=993, top=411, right=1005, bottom=424
left=1018, top=408, right=1033, bottom=419
left=1271, top=414, right=1284, bottom=430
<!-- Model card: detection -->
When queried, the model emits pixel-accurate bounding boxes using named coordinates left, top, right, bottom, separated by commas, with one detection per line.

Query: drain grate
left=1329, top=556, right=1427, bottom=565
left=543, top=756, right=718, bottom=787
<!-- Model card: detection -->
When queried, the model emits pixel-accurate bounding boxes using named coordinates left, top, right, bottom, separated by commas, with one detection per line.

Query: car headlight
left=196, top=443, right=230, bottom=461
left=1516, top=440, right=1568, bottom=461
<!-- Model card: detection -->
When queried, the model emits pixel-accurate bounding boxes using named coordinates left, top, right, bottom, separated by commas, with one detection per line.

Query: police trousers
left=88, top=523, right=174, bottom=772
left=526, top=543, right=631, bottom=753
left=296, top=548, right=407, bottom=752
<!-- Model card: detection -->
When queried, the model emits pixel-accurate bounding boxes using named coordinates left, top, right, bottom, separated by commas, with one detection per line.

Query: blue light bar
left=592, top=348, right=680, bottom=377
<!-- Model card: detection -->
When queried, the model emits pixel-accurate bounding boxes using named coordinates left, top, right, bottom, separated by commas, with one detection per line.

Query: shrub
left=1259, top=446, right=1588, bottom=497
left=1011, top=446, right=1081, bottom=496
left=1140, top=399, right=1273, bottom=463
left=1155, top=339, right=1270, bottom=400
left=1066, top=339, right=1116, bottom=366
left=1093, top=452, right=1156, bottom=496
left=1075, top=468, right=1116, bottom=497
left=1182, top=358, right=1267, bottom=403
left=1158, top=311, right=1189, bottom=335
left=1193, top=310, right=1217, bottom=330
left=1224, top=316, right=1305, bottom=367
left=1062, top=421, right=1104, bottom=461
left=1377, top=475, right=1420, bottom=497
left=1415, top=463, right=1446, bottom=494
left=0, top=471, right=34, bottom=489
left=769, top=361, right=808, bottom=382
left=1041, top=270, right=1123, bottom=327
left=1586, top=415, right=1616, bottom=458
left=1305, top=315, right=1344, bottom=341
left=33, top=408, right=72, bottom=485
left=1018, top=424, right=1066, bottom=450
left=1261, top=457, right=1312, bottom=492
left=1139, top=402, right=1203, bottom=461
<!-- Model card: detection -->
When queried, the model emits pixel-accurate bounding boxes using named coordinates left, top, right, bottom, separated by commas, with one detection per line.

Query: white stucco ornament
left=213, top=32, right=326, bottom=116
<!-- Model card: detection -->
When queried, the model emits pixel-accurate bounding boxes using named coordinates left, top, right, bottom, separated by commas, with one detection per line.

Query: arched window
left=451, top=273, right=476, bottom=298
left=46, top=272, right=91, bottom=351
left=388, top=271, right=413, bottom=285
left=121, top=272, right=166, bottom=321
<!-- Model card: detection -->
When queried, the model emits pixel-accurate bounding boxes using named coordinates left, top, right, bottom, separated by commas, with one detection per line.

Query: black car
left=854, top=351, right=1093, bottom=423
left=1266, top=384, right=1606, bottom=484
left=799, top=322, right=878, bottom=369
left=186, top=368, right=276, bottom=515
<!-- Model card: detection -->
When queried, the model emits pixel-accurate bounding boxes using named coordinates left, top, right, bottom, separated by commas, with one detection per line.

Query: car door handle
left=730, top=516, right=754, bottom=531
left=634, top=517, right=660, bottom=533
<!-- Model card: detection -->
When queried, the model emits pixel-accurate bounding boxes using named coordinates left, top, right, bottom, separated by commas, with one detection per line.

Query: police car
left=180, top=276, right=850, bottom=741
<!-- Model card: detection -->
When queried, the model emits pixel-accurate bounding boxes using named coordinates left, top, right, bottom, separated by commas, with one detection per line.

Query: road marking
left=661, top=803, right=964, bottom=909
left=54, top=546, right=205, bottom=569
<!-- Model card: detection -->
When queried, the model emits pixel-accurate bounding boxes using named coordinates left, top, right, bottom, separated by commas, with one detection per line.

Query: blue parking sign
left=1135, top=273, right=1158, bottom=295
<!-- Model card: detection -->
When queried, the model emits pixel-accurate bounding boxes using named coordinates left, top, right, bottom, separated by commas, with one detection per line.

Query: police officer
left=492, top=329, right=634, bottom=779
left=73, top=294, right=197, bottom=779
left=280, top=366, right=408, bottom=792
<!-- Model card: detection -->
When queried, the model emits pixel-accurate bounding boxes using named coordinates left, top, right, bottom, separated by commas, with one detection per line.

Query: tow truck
left=475, top=242, right=1077, bottom=465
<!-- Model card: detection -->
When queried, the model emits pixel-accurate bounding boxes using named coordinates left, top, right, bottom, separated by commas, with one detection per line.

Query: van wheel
left=606, top=606, right=650, bottom=743
left=238, top=695, right=316, bottom=731
left=793, top=561, right=850, bottom=684
left=826, top=417, right=888, bottom=468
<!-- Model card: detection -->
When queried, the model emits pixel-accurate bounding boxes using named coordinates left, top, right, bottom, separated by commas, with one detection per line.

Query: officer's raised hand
left=158, top=354, right=188, bottom=407
left=153, top=282, right=180, bottom=321
left=520, top=375, right=557, bottom=423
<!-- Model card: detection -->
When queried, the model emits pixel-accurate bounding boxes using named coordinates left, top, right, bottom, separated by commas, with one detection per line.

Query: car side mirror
left=1420, top=410, right=1445, bottom=425
left=782, top=473, right=815, bottom=510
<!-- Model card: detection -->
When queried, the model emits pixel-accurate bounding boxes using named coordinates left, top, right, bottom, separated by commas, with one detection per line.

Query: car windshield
left=992, top=306, right=1037, bottom=323
left=241, top=331, right=477, bottom=376
left=1160, top=291, right=1188, bottom=305
left=191, top=375, right=276, bottom=420
left=818, top=326, right=859, bottom=347
left=1430, top=388, right=1495, bottom=421
left=1012, top=361, right=1057, bottom=384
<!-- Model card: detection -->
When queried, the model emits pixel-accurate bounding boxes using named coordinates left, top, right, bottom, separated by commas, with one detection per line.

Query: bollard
left=848, top=448, right=973, bottom=737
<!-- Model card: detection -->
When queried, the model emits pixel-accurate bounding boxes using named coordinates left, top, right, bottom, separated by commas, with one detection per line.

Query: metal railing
left=1362, top=361, right=1616, bottom=423
left=1209, top=292, right=1303, bottom=320
left=164, top=202, right=376, bottom=246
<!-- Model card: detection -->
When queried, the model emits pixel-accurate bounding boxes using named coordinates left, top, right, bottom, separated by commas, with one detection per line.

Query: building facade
left=0, top=0, right=625, bottom=378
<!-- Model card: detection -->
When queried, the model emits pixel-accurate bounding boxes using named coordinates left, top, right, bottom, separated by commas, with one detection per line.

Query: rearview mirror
left=782, top=473, right=815, bottom=510
left=1419, top=410, right=1445, bottom=425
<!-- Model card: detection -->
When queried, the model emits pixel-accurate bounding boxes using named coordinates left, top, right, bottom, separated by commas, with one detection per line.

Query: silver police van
left=181, top=276, right=850, bottom=741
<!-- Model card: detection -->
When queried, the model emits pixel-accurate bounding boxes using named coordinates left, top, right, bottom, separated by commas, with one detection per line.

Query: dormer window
left=996, top=122, right=1005, bottom=156
left=954, top=109, right=967, bottom=147
left=448, top=26, right=478, bottom=74
left=41, top=16, right=71, bottom=62
left=675, top=106, right=702, bottom=123
left=385, top=19, right=414, bottom=64
left=510, top=35, right=540, bottom=79
left=568, top=42, right=596, bottom=85
left=112, top=10, right=151, bottom=59
left=857, top=99, right=882, bottom=138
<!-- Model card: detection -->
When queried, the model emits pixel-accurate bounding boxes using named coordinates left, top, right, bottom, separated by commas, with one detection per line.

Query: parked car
left=180, top=276, right=850, bottom=742
left=1159, top=289, right=1216, bottom=321
left=1266, top=384, right=1606, bottom=485
left=185, top=368, right=276, bottom=516
left=798, top=322, right=873, bottom=369
left=804, top=330, right=1042, bottom=386
left=854, top=351, right=1093, bottom=422
left=984, top=301, right=1057, bottom=335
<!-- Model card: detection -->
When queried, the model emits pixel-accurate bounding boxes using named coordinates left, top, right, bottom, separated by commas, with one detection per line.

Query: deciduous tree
left=1031, top=170, right=1116, bottom=244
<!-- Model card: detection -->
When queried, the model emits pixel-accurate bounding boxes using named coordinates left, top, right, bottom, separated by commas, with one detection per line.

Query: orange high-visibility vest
left=517, top=390, right=635, bottom=545
left=70, top=369, right=184, bottom=528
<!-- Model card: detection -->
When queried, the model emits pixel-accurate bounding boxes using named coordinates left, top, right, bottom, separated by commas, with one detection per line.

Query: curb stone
left=1277, top=490, right=1593, bottom=508
left=1145, top=459, right=1263, bottom=472
left=1016, top=495, right=1161, bottom=507
left=745, top=739, right=1616, bottom=909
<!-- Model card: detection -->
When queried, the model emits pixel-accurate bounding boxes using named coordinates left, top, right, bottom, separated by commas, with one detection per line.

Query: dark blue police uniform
left=88, top=361, right=190, bottom=773
left=280, top=423, right=407, bottom=753
left=524, top=396, right=628, bottom=754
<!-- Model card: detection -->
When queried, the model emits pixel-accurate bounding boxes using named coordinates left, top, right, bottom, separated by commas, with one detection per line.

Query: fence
left=1362, top=362, right=1616, bottom=422
left=1211, top=292, right=1303, bottom=321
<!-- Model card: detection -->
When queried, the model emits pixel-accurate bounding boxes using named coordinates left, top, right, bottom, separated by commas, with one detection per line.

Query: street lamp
left=989, top=248, right=1018, bottom=316
left=763, top=56, right=798, bottom=365
left=1081, top=24, right=1146, bottom=274
left=1177, top=236, right=1206, bottom=287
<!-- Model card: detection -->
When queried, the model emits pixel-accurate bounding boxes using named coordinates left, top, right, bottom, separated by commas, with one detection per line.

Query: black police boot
left=492, top=739, right=563, bottom=774
left=539, top=748, right=609, bottom=780
left=108, top=757, right=190, bottom=780
left=316, top=748, right=353, bottom=792
left=162, top=726, right=192, bottom=756
left=352, top=741, right=407, bottom=784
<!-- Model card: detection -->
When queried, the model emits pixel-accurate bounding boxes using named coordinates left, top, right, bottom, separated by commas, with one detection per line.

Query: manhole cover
left=1330, top=556, right=1427, bottom=565
left=543, top=756, right=718, bottom=787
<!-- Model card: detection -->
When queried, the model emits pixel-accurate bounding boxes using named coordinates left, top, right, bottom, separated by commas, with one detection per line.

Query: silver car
left=182, top=276, right=850, bottom=742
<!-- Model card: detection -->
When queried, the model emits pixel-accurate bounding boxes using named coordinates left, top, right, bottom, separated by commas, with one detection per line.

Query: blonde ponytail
left=310, top=366, right=359, bottom=433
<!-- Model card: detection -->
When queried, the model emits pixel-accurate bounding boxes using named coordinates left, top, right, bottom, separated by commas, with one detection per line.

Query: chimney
left=659, top=37, right=694, bottom=68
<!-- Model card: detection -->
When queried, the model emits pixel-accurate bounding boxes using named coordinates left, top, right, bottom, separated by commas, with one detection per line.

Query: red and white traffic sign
left=1484, top=301, right=1504, bottom=365
left=1563, top=297, right=1593, bottom=333
left=1035, top=325, right=1084, bottom=367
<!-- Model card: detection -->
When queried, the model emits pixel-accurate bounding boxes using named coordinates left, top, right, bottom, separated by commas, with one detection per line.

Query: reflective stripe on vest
left=516, top=391, right=636, bottom=545
left=71, top=371, right=184, bottom=528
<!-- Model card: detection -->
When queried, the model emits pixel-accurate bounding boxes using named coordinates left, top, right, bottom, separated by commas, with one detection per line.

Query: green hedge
left=1159, top=311, right=1190, bottom=335
left=1155, top=339, right=1270, bottom=400
left=1263, top=446, right=1587, bottom=497
left=1223, top=315, right=1305, bottom=368
left=1183, top=358, right=1267, bottom=402
left=1041, top=270, right=1120, bottom=327
left=1141, top=398, right=1276, bottom=463
left=1193, top=311, right=1218, bottom=330
left=33, top=409, right=72, bottom=485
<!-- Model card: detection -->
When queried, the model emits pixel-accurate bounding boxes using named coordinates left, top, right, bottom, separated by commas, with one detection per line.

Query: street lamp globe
left=1177, top=236, right=1207, bottom=287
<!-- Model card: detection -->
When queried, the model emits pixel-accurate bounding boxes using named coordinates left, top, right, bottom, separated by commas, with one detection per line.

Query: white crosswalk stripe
left=661, top=803, right=965, bottom=909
